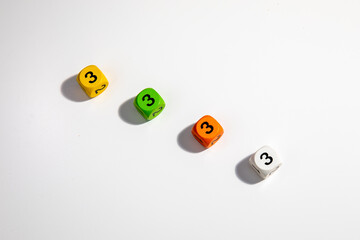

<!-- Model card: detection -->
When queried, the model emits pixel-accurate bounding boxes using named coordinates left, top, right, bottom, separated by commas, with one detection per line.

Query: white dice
left=249, top=146, right=282, bottom=179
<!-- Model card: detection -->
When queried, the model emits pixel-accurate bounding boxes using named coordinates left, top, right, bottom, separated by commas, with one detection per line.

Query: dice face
left=77, top=65, right=108, bottom=98
left=191, top=115, right=224, bottom=148
left=249, top=146, right=281, bottom=179
left=134, top=88, right=165, bottom=120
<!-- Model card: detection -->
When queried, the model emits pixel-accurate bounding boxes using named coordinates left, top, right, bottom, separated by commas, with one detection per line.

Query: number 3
left=85, top=71, right=97, bottom=83
left=201, top=121, right=214, bottom=134
left=260, top=152, right=273, bottom=165
left=142, top=94, right=155, bottom=106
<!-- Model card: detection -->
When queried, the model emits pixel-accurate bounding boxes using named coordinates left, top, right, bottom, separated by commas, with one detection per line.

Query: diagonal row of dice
left=77, top=65, right=282, bottom=180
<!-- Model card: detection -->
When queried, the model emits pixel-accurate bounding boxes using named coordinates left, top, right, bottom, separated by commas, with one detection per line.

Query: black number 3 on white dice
left=249, top=146, right=282, bottom=179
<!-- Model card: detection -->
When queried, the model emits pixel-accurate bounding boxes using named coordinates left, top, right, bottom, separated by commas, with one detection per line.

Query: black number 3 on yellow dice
left=85, top=71, right=97, bottom=83
left=77, top=65, right=109, bottom=98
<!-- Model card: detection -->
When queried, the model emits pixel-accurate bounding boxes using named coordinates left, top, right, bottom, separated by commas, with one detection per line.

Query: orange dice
left=191, top=115, right=224, bottom=148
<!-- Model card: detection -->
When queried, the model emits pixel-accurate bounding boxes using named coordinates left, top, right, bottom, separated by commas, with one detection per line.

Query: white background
left=0, top=0, right=359, bottom=239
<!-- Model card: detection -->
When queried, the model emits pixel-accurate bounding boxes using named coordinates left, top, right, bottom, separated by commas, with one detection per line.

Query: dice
left=134, top=88, right=165, bottom=120
left=77, top=65, right=108, bottom=98
left=191, top=115, right=224, bottom=148
left=249, top=146, right=282, bottom=179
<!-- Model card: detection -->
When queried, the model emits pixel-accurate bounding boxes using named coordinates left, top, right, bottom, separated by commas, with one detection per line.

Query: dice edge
left=249, top=154, right=266, bottom=179
left=133, top=97, right=150, bottom=120
left=191, top=124, right=209, bottom=148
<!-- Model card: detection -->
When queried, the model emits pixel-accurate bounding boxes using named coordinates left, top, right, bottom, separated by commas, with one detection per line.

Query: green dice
left=134, top=88, right=165, bottom=120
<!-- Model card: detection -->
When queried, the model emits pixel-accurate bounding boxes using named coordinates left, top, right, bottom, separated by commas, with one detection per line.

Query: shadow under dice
left=134, top=88, right=165, bottom=120
left=77, top=65, right=108, bottom=98
left=249, top=146, right=282, bottom=179
left=191, top=115, right=224, bottom=148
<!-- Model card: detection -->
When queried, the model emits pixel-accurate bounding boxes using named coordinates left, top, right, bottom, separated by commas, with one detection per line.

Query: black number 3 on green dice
left=142, top=94, right=155, bottom=106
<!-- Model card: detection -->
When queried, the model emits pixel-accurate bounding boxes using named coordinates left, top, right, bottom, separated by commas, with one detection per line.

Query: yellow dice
left=76, top=65, right=108, bottom=98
